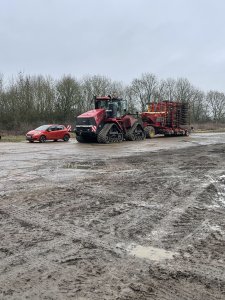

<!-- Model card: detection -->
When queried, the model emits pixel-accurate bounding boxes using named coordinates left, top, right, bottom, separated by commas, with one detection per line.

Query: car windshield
left=34, top=125, right=49, bottom=131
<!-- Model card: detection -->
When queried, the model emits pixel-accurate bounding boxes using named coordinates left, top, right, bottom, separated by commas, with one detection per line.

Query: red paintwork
left=119, top=114, right=137, bottom=130
left=26, top=124, right=70, bottom=142
left=141, top=101, right=189, bottom=135
left=77, top=110, right=137, bottom=132
left=141, top=112, right=166, bottom=126
left=78, top=109, right=106, bottom=126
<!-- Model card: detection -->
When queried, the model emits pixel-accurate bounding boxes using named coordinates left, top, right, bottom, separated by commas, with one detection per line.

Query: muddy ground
left=0, top=133, right=225, bottom=300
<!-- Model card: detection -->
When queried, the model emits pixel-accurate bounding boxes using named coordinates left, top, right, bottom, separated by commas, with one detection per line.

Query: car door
left=54, top=125, right=62, bottom=139
left=46, top=125, right=57, bottom=140
left=56, top=125, right=66, bottom=139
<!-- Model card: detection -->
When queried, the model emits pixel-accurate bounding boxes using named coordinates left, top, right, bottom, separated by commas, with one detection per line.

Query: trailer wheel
left=144, top=126, right=155, bottom=138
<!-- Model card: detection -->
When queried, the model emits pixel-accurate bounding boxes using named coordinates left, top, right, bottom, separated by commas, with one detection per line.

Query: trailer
left=141, top=101, right=190, bottom=138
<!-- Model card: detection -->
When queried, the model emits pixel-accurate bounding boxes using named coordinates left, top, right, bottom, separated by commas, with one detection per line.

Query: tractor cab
left=94, top=96, right=126, bottom=118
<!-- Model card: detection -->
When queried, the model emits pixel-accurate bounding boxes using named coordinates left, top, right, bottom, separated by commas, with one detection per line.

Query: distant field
left=194, top=128, right=225, bottom=133
left=192, top=122, right=225, bottom=132
left=0, top=135, right=25, bottom=142
left=0, top=132, right=76, bottom=142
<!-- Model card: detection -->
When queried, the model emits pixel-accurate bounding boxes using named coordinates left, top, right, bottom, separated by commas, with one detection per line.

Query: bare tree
left=124, top=86, right=139, bottom=113
left=55, top=75, right=81, bottom=122
left=175, top=78, right=194, bottom=103
left=190, top=88, right=208, bottom=123
left=108, top=81, right=125, bottom=98
left=158, top=78, right=176, bottom=101
left=81, top=75, right=112, bottom=110
left=33, top=75, right=56, bottom=122
left=1, top=71, right=225, bottom=130
left=207, top=91, right=225, bottom=122
left=131, top=73, right=158, bottom=111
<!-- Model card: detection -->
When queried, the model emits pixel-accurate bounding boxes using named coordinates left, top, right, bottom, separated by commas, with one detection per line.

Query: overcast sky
left=1, top=0, right=225, bottom=91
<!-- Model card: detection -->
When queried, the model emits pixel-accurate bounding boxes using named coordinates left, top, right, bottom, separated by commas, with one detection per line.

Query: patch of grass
left=0, top=132, right=75, bottom=142
left=69, top=132, right=76, bottom=138
left=0, top=135, right=25, bottom=142
left=194, top=128, right=225, bottom=133
left=192, top=122, right=225, bottom=132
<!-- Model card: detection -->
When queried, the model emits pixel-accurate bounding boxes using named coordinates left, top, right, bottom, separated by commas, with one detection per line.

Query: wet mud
left=0, top=134, right=225, bottom=299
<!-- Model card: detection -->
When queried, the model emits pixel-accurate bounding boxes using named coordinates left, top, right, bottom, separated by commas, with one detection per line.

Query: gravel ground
left=1, top=134, right=225, bottom=299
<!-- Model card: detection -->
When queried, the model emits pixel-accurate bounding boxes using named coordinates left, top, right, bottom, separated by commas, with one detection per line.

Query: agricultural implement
left=141, top=101, right=190, bottom=138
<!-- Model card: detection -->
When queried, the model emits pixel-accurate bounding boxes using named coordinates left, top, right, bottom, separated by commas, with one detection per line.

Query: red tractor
left=75, top=95, right=145, bottom=143
left=141, top=101, right=190, bottom=138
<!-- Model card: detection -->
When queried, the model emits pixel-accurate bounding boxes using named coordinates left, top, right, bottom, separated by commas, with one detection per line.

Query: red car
left=26, top=124, right=70, bottom=143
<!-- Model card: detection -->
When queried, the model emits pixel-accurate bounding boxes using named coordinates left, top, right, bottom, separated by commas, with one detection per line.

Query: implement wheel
left=144, top=126, right=155, bottom=138
left=184, top=130, right=190, bottom=136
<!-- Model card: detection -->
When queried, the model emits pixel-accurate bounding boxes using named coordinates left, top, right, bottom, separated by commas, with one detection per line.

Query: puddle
left=130, top=245, right=177, bottom=261
left=65, top=163, right=91, bottom=169
left=64, top=161, right=106, bottom=169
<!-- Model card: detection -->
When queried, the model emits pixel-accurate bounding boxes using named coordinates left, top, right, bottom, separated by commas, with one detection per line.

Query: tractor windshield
left=95, top=100, right=109, bottom=110
left=95, top=99, right=127, bottom=117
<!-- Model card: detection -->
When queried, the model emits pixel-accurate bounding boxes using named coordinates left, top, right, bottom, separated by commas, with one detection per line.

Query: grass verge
left=0, top=132, right=76, bottom=142
left=0, top=135, right=25, bottom=142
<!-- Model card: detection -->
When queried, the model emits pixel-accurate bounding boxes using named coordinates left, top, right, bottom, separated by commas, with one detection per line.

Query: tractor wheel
left=117, top=132, right=124, bottom=142
left=134, top=124, right=145, bottom=141
left=97, top=128, right=110, bottom=144
left=39, top=135, right=46, bottom=143
left=76, top=135, right=87, bottom=143
left=125, top=131, right=134, bottom=141
left=144, top=126, right=155, bottom=138
left=63, top=134, right=70, bottom=142
left=108, top=124, right=123, bottom=143
left=125, top=123, right=145, bottom=141
left=97, top=123, right=123, bottom=144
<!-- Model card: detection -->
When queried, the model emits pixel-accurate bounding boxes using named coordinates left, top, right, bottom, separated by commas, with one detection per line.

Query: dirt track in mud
left=1, top=133, right=225, bottom=300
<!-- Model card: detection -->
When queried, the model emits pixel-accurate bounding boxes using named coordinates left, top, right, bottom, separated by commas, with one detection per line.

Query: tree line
left=0, top=72, right=225, bottom=131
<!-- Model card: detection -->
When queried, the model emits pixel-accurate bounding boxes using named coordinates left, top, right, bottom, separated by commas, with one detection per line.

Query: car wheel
left=39, top=135, right=46, bottom=143
left=63, top=134, right=70, bottom=142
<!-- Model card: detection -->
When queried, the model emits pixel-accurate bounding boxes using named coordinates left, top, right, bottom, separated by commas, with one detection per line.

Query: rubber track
left=97, top=123, right=113, bottom=144
left=125, top=122, right=145, bottom=141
